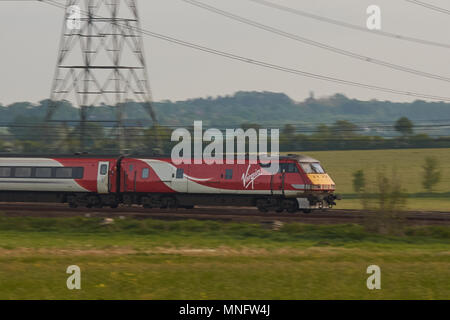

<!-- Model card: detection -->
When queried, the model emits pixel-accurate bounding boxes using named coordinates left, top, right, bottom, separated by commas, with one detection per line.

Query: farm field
left=338, top=197, right=450, bottom=211
left=0, top=217, right=448, bottom=299
left=285, top=148, right=450, bottom=211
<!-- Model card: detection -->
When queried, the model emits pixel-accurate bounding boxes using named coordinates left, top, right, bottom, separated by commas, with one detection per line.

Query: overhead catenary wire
left=36, top=0, right=450, bottom=102
left=248, top=0, right=450, bottom=50
left=405, top=0, right=450, bottom=16
left=182, top=0, right=450, bottom=84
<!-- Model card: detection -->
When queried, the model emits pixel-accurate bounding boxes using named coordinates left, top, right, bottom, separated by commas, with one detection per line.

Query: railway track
left=0, top=203, right=449, bottom=225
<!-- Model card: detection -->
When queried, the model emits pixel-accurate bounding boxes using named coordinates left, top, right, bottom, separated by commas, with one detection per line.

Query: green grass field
left=1, top=148, right=449, bottom=299
left=0, top=217, right=448, bottom=299
left=285, top=148, right=450, bottom=211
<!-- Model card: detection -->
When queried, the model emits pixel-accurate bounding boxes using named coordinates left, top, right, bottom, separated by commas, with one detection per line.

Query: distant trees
left=422, top=157, right=442, bottom=193
left=395, top=117, right=414, bottom=136
left=8, top=115, right=47, bottom=142
left=240, top=123, right=262, bottom=131
left=352, top=169, right=366, bottom=193
left=276, top=117, right=449, bottom=152
left=1, top=103, right=450, bottom=154
left=332, top=120, right=359, bottom=138
left=280, top=124, right=297, bottom=151
left=141, top=125, right=174, bottom=155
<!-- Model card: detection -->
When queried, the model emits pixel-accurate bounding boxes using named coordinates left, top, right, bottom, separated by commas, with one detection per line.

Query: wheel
left=302, top=209, right=312, bottom=214
left=257, top=206, right=268, bottom=213
left=161, top=197, right=177, bottom=209
left=140, top=196, right=152, bottom=209
left=287, top=207, right=297, bottom=213
left=286, top=199, right=298, bottom=213
left=167, top=199, right=177, bottom=209
left=275, top=208, right=284, bottom=213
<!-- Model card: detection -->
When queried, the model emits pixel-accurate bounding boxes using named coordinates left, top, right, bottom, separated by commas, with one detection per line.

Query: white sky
left=0, top=0, right=449, bottom=105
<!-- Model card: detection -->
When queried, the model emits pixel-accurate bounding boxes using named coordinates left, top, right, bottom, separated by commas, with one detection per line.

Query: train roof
left=284, top=154, right=319, bottom=163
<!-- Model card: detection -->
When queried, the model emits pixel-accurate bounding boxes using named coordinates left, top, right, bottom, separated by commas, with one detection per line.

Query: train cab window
left=300, top=163, right=325, bottom=174
left=99, top=164, right=108, bottom=175
left=311, top=163, right=325, bottom=174
left=279, top=163, right=298, bottom=173
left=15, top=167, right=31, bottom=178
left=225, top=169, right=233, bottom=179
left=35, top=167, right=52, bottom=178
left=300, top=163, right=313, bottom=174
left=142, top=168, right=149, bottom=179
left=55, top=167, right=72, bottom=178
left=0, top=167, right=11, bottom=178
left=176, top=168, right=184, bottom=179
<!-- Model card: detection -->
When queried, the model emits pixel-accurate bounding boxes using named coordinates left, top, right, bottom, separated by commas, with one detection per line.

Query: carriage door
left=171, top=167, right=188, bottom=193
left=97, top=161, right=110, bottom=194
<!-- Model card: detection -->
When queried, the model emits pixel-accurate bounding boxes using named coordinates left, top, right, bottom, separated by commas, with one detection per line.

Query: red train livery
left=0, top=154, right=339, bottom=212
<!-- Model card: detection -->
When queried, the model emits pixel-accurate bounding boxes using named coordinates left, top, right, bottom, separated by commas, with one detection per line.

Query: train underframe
left=0, top=191, right=339, bottom=213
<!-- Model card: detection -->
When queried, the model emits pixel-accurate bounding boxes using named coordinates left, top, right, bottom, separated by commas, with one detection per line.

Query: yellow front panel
left=307, top=174, right=335, bottom=186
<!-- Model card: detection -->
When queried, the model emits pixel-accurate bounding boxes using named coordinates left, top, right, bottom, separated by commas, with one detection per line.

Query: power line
left=183, top=0, right=450, bottom=84
left=36, top=0, right=450, bottom=102
left=405, top=0, right=450, bottom=15
left=248, top=0, right=450, bottom=50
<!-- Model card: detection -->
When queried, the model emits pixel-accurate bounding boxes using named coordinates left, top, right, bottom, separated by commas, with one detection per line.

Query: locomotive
left=0, top=154, right=339, bottom=213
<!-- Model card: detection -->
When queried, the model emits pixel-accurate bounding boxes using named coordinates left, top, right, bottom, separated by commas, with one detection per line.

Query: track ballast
left=0, top=203, right=448, bottom=225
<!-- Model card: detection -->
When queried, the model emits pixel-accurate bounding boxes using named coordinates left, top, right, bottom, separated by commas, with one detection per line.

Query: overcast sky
left=0, top=0, right=449, bottom=105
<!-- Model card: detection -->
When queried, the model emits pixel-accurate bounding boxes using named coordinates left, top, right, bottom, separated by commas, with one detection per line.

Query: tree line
left=0, top=116, right=449, bottom=154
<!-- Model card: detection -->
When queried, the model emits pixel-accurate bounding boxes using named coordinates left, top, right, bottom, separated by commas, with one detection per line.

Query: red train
left=0, top=154, right=339, bottom=212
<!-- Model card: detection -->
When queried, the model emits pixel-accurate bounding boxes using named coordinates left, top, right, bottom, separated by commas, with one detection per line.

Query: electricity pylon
left=46, top=0, right=158, bottom=152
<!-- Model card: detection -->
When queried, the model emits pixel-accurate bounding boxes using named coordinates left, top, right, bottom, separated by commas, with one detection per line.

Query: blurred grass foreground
left=0, top=216, right=448, bottom=299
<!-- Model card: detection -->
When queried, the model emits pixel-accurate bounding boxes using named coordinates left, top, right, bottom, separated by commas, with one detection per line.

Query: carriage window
left=73, top=167, right=84, bottom=179
left=0, top=167, right=11, bottom=177
left=15, top=167, right=31, bottom=177
left=100, top=164, right=108, bottom=175
left=225, top=169, right=233, bottom=179
left=176, top=168, right=184, bottom=179
left=1, top=166, right=83, bottom=179
left=55, top=167, right=73, bottom=178
left=279, top=163, right=299, bottom=173
left=142, top=168, right=149, bottom=179
left=35, top=167, right=52, bottom=178
left=129, top=165, right=134, bottom=172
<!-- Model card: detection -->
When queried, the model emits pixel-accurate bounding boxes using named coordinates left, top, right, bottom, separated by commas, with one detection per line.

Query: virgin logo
left=242, top=165, right=263, bottom=189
